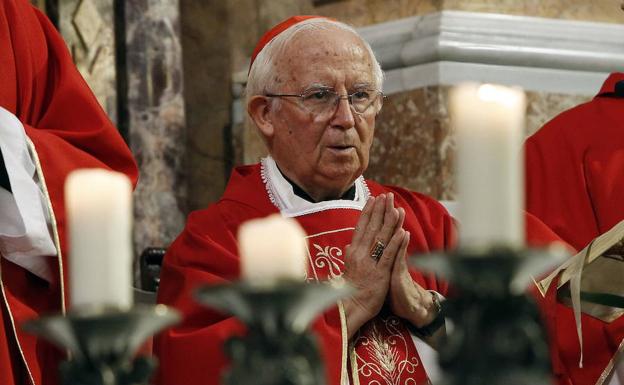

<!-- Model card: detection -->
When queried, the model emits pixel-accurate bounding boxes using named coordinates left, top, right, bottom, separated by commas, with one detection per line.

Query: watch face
left=429, top=290, right=443, bottom=315
left=404, top=291, right=445, bottom=338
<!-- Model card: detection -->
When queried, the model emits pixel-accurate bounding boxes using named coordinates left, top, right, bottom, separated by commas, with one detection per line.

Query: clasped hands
left=342, top=193, right=439, bottom=340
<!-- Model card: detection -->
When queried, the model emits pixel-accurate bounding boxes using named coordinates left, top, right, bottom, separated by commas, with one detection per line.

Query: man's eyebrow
left=299, top=82, right=375, bottom=93
left=351, top=82, right=375, bottom=90
left=302, top=83, right=334, bottom=92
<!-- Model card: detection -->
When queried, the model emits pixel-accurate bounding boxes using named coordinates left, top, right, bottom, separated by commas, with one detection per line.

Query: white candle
left=450, top=83, right=526, bottom=250
left=238, top=214, right=307, bottom=284
left=65, top=169, right=133, bottom=309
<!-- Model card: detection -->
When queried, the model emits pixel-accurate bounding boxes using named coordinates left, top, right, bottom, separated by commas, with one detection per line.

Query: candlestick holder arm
left=195, top=280, right=352, bottom=385
left=509, top=246, right=569, bottom=294
left=286, top=282, right=353, bottom=333
left=195, top=280, right=352, bottom=334
left=22, top=305, right=181, bottom=385
left=410, top=246, right=568, bottom=295
left=408, top=247, right=563, bottom=385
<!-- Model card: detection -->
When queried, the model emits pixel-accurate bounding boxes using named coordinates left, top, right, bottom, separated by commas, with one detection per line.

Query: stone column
left=178, top=0, right=313, bottom=211
left=178, top=0, right=232, bottom=211
left=58, top=0, right=117, bottom=123
left=125, top=0, right=187, bottom=262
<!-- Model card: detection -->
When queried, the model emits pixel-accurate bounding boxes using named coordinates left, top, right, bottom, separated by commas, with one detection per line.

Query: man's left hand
left=388, top=229, right=438, bottom=329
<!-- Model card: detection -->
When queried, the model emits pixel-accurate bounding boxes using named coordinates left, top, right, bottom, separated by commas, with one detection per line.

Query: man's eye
left=304, top=90, right=332, bottom=101
left=352, top=91, right=371, bottom=100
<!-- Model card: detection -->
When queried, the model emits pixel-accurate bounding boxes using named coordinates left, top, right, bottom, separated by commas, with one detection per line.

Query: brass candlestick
left=23, top=304, right=180, bottom=385
left=196, top=280, right=351, bottom=385
left=412, top=246, right=567, bottom=385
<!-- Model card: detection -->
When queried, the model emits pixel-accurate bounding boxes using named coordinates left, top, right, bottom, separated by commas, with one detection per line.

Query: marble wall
left=367, top=87, right=591, bottom=200
left=58, top=0, right=118, bottom=123
left=50, top=0, right=189, bottom=280
left=314, top=0, right=624, bottom=26
left=125, top=0, right=187, bottom=260
left=368, top=87, right=453, bottom=200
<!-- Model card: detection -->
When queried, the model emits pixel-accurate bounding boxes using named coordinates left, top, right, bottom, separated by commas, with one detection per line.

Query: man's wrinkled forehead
left=274, top=28, right=375, bottom=87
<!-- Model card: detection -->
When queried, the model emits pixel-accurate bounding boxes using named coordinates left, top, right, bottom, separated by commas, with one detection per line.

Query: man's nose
left=330, top=95, right=356, bottom=129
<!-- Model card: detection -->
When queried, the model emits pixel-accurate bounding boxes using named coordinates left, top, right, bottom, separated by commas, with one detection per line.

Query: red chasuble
left=154, top=157, right=565, bottom=385
left=155, top=157, right=454, bottom=385
left=0, top=1, right=138, bottom=385
left=525, top=73, right=624, bottom=385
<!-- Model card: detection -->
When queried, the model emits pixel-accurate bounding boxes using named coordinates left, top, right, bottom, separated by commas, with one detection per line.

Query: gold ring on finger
left=370, top=240, right=386, bottom=262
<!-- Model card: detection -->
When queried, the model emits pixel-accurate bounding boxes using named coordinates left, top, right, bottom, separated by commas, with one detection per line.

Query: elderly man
left=154, top=15, right=563, bottom=385
left=155, top=16, right=453, bottom=385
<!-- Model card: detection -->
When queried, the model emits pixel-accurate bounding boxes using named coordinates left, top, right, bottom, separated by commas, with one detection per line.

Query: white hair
left=245, top=18, right=384, bottom=112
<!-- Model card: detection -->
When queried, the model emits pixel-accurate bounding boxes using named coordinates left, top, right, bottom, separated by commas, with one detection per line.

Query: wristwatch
left=408, top=290, right=445, bottom=338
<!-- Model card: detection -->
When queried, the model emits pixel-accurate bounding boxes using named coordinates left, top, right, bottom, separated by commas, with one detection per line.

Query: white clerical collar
left=260, top=156, right=370, bottom=218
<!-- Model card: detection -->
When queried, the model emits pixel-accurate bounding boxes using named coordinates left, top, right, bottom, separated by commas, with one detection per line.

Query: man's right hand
left=342, top=193, right=406, bottom=339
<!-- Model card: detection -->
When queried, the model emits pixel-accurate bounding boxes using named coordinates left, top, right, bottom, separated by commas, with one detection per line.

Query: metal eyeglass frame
left=264, top=89, right=386, bottom=116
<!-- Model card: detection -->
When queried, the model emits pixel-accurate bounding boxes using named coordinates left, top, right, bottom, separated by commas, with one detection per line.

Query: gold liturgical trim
left=538, top=219, right=624, bottom=369
left=26, top=138, right=65, bottom=314
left=558, top=254, right=624, bottom=323
left=596, top=338, right=624, bottom=385
left=338, top=300, right=349, bottom=385
left=349, top=340, right=361, bottom=385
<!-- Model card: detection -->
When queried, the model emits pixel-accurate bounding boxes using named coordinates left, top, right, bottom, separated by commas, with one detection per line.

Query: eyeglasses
left=265, top=88, right=385, bottom=116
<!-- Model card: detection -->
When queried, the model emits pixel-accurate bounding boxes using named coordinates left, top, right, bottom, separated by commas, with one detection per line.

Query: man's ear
left=248, top=95, right=275, bottom=139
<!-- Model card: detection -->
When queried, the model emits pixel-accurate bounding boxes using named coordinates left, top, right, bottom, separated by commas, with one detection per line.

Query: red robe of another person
left=154, top=157, right=566, bottom=385
left=526, top=72, right=624, bottom=385
left=0, top=1, right=138, bottom=385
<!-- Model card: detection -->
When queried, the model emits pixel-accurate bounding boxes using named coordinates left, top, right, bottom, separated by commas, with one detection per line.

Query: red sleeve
left=153, top=206, right=244, bottom=385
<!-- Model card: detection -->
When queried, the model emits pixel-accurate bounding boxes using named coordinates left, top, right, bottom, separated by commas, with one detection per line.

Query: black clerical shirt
left=278, top=167, right=355, bottom=202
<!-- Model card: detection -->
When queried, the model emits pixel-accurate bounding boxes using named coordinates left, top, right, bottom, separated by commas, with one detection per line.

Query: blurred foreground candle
left=65, top=169, right=133, bottom=309
left=238, top=214, right=307, bottom=284
left=450, top=83, right=526, bottom=250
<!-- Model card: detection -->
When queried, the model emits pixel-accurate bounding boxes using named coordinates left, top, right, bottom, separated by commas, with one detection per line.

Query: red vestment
left=526, top=72, right=624, bottom=385
left=0, top=1, right=138, bottom=384
left=154, top=160, right=564, bottom=385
